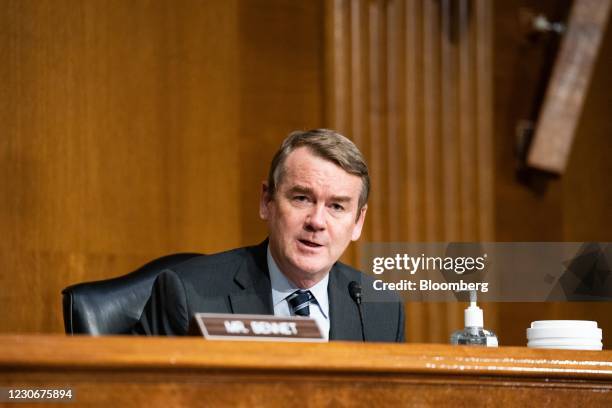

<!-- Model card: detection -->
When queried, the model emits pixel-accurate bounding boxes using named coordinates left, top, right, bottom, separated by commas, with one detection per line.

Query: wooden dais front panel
left=1, top=335, right=611, bottom=407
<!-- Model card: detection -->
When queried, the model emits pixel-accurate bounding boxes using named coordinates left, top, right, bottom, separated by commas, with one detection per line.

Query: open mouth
left=298, top=239, right=323, bottom=248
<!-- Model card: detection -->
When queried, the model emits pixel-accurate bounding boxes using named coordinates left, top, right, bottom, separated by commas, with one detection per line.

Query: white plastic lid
left=527, top=320, right=601, bottom=340
left=530, top=320, right=598, bottom=329
left=526, top=320, right=603, bottom=350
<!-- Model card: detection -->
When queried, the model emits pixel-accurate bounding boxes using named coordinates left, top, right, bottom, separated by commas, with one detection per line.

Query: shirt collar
left=267, top=245, right=329, bottom=317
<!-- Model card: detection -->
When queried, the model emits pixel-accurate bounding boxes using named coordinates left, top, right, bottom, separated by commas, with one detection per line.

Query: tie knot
left=287, top=290, right=314, bottom=316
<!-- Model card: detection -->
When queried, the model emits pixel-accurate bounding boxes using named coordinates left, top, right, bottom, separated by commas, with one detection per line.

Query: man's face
left=260, top=146, right=367, bottom=288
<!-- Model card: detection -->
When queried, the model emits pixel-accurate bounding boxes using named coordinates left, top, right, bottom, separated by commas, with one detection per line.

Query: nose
left=305, top=204, right=326, bottom=232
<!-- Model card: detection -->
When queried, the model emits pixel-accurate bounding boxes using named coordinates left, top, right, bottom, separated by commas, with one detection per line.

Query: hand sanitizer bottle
left=450, top=290, right=498, bottom=347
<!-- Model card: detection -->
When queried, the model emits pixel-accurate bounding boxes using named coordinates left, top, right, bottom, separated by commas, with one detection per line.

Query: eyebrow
left=287, top=185, right=354, bottom=202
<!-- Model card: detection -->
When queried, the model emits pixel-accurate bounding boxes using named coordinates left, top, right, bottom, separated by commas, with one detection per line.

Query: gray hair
left=267, top=129, right=370, bottom=216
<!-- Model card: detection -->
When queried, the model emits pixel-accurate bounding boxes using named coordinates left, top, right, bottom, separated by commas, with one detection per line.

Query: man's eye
left=331, top=203, right=345, bottom=211
left=293, top=195, right=308, bottom=202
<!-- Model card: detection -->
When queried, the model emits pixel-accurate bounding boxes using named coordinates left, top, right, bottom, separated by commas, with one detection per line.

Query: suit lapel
left=328, top=265, right=364, bottom=341
left=228, top=241, right=274, bottom=315
left=225, top=242, right=364, bottom=340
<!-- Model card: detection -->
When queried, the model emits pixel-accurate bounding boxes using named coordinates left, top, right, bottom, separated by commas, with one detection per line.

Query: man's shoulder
left=167, top=242, right=265, bottom=281
left=173, top=246, right=248, bottom=270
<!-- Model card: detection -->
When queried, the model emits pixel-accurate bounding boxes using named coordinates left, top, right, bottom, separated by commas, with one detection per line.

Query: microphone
left=348, top=281, right=365, bottom=342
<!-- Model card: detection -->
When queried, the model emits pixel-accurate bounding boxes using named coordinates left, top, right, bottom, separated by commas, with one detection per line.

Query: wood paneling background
left=325, top=0, right=495, bottom=343
left=0, top=0, right=324, bottom=333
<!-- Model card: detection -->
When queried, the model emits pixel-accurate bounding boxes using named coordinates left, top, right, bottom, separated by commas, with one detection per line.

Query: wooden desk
left=1, top=335, right=611, bottom=407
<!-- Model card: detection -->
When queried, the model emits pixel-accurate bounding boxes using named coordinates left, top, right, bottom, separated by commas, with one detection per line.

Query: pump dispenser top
left=465, top=290, right=483, bottom=327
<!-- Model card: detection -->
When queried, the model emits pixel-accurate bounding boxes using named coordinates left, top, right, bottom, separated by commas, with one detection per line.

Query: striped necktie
left=286, top=290, right=314, bottom=316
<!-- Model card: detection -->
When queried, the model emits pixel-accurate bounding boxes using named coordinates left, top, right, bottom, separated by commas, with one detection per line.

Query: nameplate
left=190, top=313, right=325, bottom=342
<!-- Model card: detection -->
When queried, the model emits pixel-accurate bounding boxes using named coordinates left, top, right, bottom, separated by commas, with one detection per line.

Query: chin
left=291, top=256, right=328, bottom=276
left=291, top=255, right=323, bottom=273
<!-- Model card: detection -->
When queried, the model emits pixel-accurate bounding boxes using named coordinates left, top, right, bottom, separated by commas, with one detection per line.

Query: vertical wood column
left=325, top=0, right=495, bottom=343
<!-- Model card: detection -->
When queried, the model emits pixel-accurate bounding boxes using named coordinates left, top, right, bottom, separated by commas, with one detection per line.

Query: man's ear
left=351, top=204, right=368, bottom=241
left=259, top=182, right=272, bottom=220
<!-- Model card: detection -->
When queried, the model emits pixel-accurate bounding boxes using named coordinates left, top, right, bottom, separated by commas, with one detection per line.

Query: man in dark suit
left=134, top=129, right=405, bottom=342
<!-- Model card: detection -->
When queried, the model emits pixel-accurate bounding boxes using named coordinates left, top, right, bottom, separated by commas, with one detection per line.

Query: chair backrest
left=62, top=253, right=202, bottom=335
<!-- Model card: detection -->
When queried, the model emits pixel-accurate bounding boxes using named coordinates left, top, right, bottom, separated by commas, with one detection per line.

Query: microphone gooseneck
left=348, top=281, right=365, bottom=342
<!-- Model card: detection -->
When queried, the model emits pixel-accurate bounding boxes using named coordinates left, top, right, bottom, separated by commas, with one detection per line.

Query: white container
left=527, top=320, right=603, bottom=351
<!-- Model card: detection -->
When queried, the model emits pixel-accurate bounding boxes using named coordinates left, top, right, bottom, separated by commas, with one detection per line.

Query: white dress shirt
left=267, top=246, right=330, bottom=341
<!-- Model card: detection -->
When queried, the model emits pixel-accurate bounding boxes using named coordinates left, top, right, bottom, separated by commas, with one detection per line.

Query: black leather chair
left=62, top=253, right=202, bottom=335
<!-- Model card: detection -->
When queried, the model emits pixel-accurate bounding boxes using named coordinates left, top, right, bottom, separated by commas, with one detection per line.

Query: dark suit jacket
left=133, top=240, right=405, bottom=342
